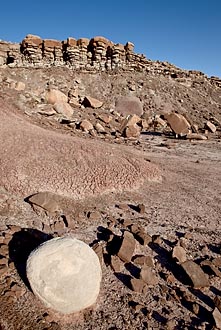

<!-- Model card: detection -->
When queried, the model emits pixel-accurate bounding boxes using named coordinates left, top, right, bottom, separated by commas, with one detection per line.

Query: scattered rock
left=214, top=296, right=221, bottom=312
left=15, top=81, right=26, bottom=91
left=172, top=245, right=187, bottom=263
left=130, top=224, right=151, bottom=245
left=117, top=231, right=135, bottom=263
left=115, top=96, right=143, bottom=117
left=111, top=255, right=123, bottom=272
left=83, top=96, right=103, bottom=108
left=80, top=119, right=94, bottom=132
left=187, top=133, right=207, bottom=140
left=213, top=307, right=221, bottom=329
left=27, top=192, right=60, bottom=213
left=137, top=203, right=145, bottom=214
left=164, top=113, right=191, bottom=136
left=124, top=124, right=140, bottom=138
left=27, top=237, right=102, bottom=314
left=140, top=265, right=158, bottom=285
left=95, top=122, right=106, bottom=133
left=45, top=89, right=68, bottom=105
left=206, top=121, right=216, bottom=133
left=98, top=113, right=112, bottom=124
left=132, top=255, right=154, bottom=267
left=130, top=278, right=146, bottom=293
left=53, top=102, right=73, bottom=118
left=181, top=260, right=209, bottom=288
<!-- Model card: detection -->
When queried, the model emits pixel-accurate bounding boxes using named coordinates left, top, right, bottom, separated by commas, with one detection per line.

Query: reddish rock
left=187, top=133, right=207, bottom=140
left=124, top=125, right=140, bottom=138
left=140, top=265, right=158, bottom=285
left=111, top=255, right=123, bottom=272
left=83, top=96, right=103, bottom=109
left=95, top=122, right=105, bottom=133
left=53, top=102, right=73, bottom=118
left=130, top=224, right=151, bottom=245
left=130, top=278, right=146, bottom=293
left=172, top=245, right=187, bottom=263
left=137, top=203, right=145, bottom=214
left=45, top=89, right=68, bottom=105
left=115, top=96, right=143, bottom=117
left=79, top=119, right=93, bottom=132
left=117, top=231, right=135, bottom=263
left=181, top=260, right=209, bottom=288
left=164, top=113, right=191, bottom=136
left=206, top=121, right=216, bottom=133
left=213, top=308, right=221, bottom=329
left=98, top=113, right=112, bottom=124
left=28, top=192, right=60, bottom=213
left=133, top=255, right=154, bottom=267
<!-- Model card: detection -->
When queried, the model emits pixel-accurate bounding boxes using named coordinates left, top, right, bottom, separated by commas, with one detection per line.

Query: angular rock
left=115, top=96, right=143, bottom=116
left=83, top=96, right=103, bottom=109
left=172, top=245, right=187, bottom=263
left=206, top=121, right=216, bottom=133
left=28, top=191, right=60, bottom=213
left=125, top=124, right=140, bottom=138
left=140, top=265, right=158, bottom=285
left=130, top=278, right=146, bottom=293
left=45, top=89, right=68, bottom=105
left=133, top=255, right=154, bottom=267
left=214, top=296, right=221, bottom=312
left=111, top=255, right=123, bottom=272
left=164, top=113, right=191, bottom=136
left=80, top=119, right=94, bottom=132
left=130, top=224, right=151, bottom=245
left=137, top=203, right=145, bottom=214
left=213, top=307, right=221, bottom=329
left=181, top=260, right=209, bottom=288
left=117, top=231, right=135, bottom=263
left=187, top=133, right=207, bottom=140
left=53, top=102, right=73, bottom=118
left=95, top=122, right=106, bottom=133
left=27, top=237, right=102, bottom=314
left=98, top=113, right=112, bottom=124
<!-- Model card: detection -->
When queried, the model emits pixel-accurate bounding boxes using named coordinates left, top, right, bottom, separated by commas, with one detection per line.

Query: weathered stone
left=213, top=307, right=221, bottom=329
left=95, top=122, right=106, bottom=133
left=117, top=231, right=135, bottom=263
left=98, top=114, right=112, bottom=124
left=111, top=255, right=123, bottom=272
left=133, top=255, right=154, bottom=267
left=130, top=224, right=151, bottom=245
left=80, top=119, right=93, bottom=132
left=172, top=245, right=187, bottom=263
left=15, top=81, right=26, bottom=91
left=140, top=265, right=158, bottom=285
left=181, top=260, right=209, bottom=288
left=214, top=296, right=221, bottom=312
left=124, top=124, right=140, bottom=138
left=92, top=243, right=103, bottom=265
left=130, top=278, right=146, bottom=293
left=27, top=237, right=102, bottom=314
left=45, top=89, right=68, bottom=105
left=28, top=192, right=60, bottom=213
left=206, top=121, right=216, bottom=133
left=187, top=133, right=207, bottom=140
left=137, top=203, right=145, bottom=214
left=164, top=113, right=191, bottom=136
left=83, top=96, right=103, bottom=109
left=115, top=96, right=143, bottom=116
left=53, top=102, right=73, bottom=118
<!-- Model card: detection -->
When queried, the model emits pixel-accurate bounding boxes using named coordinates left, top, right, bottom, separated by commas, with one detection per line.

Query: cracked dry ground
left=0, top=100, right=221, bottom=330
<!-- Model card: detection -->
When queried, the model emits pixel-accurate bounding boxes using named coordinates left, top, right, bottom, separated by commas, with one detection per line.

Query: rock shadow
left=8, top=228, right=53, bottom=289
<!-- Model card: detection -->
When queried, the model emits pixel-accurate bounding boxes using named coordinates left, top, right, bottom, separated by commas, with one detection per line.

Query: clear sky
left=0, top=0, right=220, bottom=77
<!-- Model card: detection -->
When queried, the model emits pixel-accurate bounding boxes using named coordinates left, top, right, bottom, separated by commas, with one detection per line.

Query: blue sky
left=0, top=0, right=220, bottom=77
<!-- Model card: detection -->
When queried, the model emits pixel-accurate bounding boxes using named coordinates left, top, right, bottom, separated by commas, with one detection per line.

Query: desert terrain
left=0, top=35, right=221, bottom=329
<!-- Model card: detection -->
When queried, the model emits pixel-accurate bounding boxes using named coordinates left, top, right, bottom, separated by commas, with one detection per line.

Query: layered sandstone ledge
left=0, top=34, right=220, bottom=87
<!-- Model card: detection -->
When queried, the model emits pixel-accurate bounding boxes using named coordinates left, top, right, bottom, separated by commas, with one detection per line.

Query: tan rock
left=53, top=102, right=73, bottom=118
left=140, top=265, right=158, bottom=285
left=44, top=39, right=62, bottom=48
left=80, top=119, right=93, bottom=132
left=181, top=260, right=209, bottom=288
left=27, top=237, right=102, bottom=314
left=133, top=255, right=154, bottom=267
left=130, top=278, right=146, bottom=293
left=164, top=113, right=191, bottom=136
left=206, top=121, right=216, bottom=133
left=45, top=89, right=68, bottom=105
left=95, top=122, right=106, bottom=133
left=111, top=255, right=123, bottom=272
left=187, top=133, right=207, bottom=140
left=115, top=96, right=143, bottom=116
left=67, top=37, right=77, bottom=47
left=130, top=224, right=151, bottom=245
left=125, top=124, right=140, bottom=138
left=83, top=96, right=103, bottom=109
left=172, top=245, right=187, bottom=263
left=28, top=191, right=60, bottom=213
left=117, top=231, right=135, bottom=263
left=213, top=308, right=221, bottom=329
left=98, top=113, right=112, bottom=124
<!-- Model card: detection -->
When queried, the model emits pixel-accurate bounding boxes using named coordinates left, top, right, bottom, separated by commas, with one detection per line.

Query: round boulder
left=26, top=237, right=102, bottom=314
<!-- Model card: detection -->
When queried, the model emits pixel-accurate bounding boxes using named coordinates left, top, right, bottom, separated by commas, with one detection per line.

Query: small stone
left=130, top=224, right=151, bottom=245
left=98, top=114, right=112, bottom=124
left=166, top=318, right=177, bottom=330
left=92, top=243, right=103, bottom=265
left=132, top=255, right=154, bottom=267
left=181, top=260, right=209, bottom=288
left=187, top=133, right=207, bottom=140
left=28, top=192, right=60, bottom=213
left=88, top=210, right=101, bottom=221
left=172, top=245, right=187, bottom=263
left=110, top=255, right=123, bottom=272
left=152, top=235, right=162, bottom=245
left=192, top=303, right=199, bottom=315
left=95, top=122, right=105, bottom=133
left=27, top=237, right=102, bottom=314
left=7, top=225, right=21, bottom=233
left=83, top=96, right=103, bottom=109
left=137, top=203, right=145, bottom=214
left=53, top=102, right=73, bottom=118
left=122, top=219, right=133, bottom=227
left=0, top=245, right=8, bottom=257
left=140, top=265, right=158, bottom=285
left=130, top=278, right=146, bottom=293
left=124, top=125, right=140, bottom=138
left=117, top=231, right=135, bottom=263
left=213, top=257, right=221, bottom=267
left=80, top=119, right=93, bottom=132
left=213, top=307, right=221, bottom=329
left=0, top=258, right=7, bottom=265
left=206, top=121, right=216, bottom=133
left=116, top=203, right=129, bottom=211
left=214, top=296, right=221, bottom=312
left=15, top=81, right=26, bottom=91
